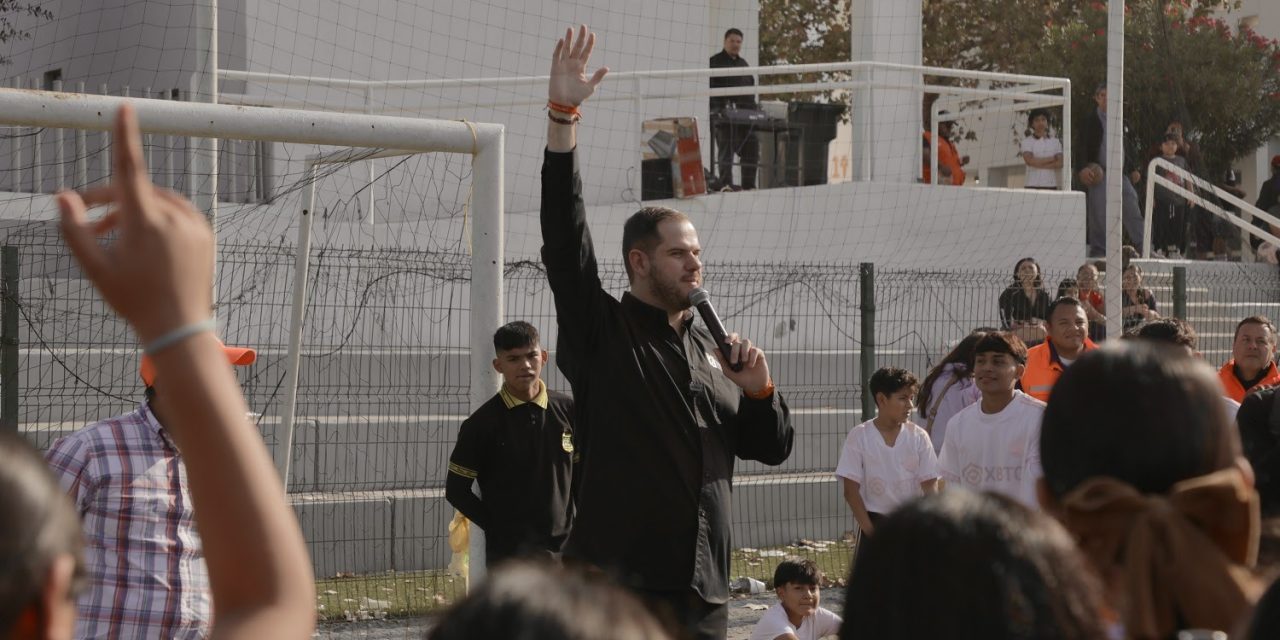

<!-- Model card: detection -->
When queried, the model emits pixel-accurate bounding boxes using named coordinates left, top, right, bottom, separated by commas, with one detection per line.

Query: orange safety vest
left=1021, top=337, right=1099, bottom=403
left=922, top=131, right=965, bottom=185
left=1217, top=360, right=1280, bottom=402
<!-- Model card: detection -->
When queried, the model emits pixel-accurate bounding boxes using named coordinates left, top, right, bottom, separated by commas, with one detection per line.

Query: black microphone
left=688, top=287, right=742, bottom=372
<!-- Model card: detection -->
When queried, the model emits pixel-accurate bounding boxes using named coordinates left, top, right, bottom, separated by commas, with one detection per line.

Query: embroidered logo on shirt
left=706, top=351, right=722, bottom=371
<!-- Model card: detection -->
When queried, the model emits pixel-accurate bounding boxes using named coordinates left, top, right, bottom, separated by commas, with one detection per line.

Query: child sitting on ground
left=749, top=558, right=842, bottom=640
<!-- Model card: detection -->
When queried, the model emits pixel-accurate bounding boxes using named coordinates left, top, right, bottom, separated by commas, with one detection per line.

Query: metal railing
left=218, top=60, right=1071, bottom=191
left=1142, top=156, right=1280, bottom=258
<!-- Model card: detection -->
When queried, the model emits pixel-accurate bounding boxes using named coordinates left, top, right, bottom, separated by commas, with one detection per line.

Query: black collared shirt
left=540, top=149, right=794, bottom=603
left=709, top=50, right=756, bottom=112
left=445, top=387, right=577, bottom=565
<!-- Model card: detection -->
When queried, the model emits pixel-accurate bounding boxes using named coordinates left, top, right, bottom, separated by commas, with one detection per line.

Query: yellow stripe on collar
left=499, top=380, right=549, bottom=410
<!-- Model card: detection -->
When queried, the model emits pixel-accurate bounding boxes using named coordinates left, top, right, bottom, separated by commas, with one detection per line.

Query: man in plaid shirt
left=45, top=344, right=256, bottom=639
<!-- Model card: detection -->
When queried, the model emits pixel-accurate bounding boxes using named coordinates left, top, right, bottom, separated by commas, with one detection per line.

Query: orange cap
left=140, top=342, right=257, bottom=387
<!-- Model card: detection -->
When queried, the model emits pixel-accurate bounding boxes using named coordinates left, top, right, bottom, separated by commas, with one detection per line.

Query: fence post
left=859, top=262, right=876, bottom=421
left=1, top=247, right=18, bottom=431
left=1172, top=265, right=1187, bottom=320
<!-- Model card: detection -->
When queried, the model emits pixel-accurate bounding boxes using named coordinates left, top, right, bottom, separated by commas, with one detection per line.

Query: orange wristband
left=547, top=100, right=581, bottom=117
left=745, top=380, right=775, bottom=400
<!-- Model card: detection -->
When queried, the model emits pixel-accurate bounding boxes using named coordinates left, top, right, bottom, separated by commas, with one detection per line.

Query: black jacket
left=709, top=50, right=756, bottom=112
left=1237, top=387, right=1280, bottom=515
left=540, top=149, right=793, bottom=603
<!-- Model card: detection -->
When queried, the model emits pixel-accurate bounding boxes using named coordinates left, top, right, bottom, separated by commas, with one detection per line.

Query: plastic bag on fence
left=448, top=511, right=469, bottom=582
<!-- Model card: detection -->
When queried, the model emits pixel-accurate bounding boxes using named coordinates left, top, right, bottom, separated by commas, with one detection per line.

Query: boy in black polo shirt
left=445, top=321, right=577, bottom=567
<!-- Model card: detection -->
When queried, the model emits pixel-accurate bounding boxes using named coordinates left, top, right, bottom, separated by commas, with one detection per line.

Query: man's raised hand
left=549, top=25, right=609, bottom=108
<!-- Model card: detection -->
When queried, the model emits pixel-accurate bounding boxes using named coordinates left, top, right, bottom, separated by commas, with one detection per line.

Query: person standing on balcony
left=542, top=26, right=793, bottom=640
left=1021, top=108, right=1063, bottom=190
left=922, top=114, right=968, bottom=186
left=709, top=28, right=759, bottom=190
left=1076, top=84, right=1145, bottom=258
left=1219, top=316, right=1280, bottom=403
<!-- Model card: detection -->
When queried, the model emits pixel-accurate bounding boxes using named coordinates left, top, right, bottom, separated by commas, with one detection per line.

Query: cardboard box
left=641, top=117, right=706, bottom=199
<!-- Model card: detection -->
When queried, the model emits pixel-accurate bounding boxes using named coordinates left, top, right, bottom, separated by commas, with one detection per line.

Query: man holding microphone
left=540, top=25, right=794, bottom=640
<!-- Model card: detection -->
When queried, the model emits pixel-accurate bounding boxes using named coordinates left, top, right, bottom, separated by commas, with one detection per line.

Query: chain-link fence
left=4, top=230, right=1277, bottom=626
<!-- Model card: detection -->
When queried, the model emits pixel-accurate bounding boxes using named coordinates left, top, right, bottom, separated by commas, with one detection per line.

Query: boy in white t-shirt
left=938, top=331, right=1045, bottom=508
left=1021, top=108, right=1064, bottom=190
left=835, top=367, right=940, bottom=537
left=749, top=557, right=842, bottom=640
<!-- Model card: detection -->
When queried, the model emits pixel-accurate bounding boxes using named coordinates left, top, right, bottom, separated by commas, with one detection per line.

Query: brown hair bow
left=1059, top=468, right=1262, bottom=639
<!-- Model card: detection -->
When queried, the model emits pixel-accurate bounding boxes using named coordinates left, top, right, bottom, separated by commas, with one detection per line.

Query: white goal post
left=0, top=87, right=504, bottom=575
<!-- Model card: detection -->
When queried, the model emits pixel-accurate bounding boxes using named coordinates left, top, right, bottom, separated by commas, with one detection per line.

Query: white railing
left=1143, top=156, right=1280, bottom=258
left=219, top=60, right=1071, bottom=190
left=0, top=77, right=272, bottom=203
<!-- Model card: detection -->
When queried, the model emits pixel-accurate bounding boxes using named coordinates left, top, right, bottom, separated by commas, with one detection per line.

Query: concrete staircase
left=1131, top=259, right=1280, bottom=364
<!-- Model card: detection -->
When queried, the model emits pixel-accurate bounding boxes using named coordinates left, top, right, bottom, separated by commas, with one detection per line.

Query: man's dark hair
left=973, top=331, right=1028, bottom=365
left=724, top=28, right=743, bottom=39
left=772, top=557, right=821, bottom=588
left=621, top=206, right=690, bottom=281
left=842, top=491, right=1107, bottom=639
left=428, top=560, right=670, bottom=640
left=1028, top=108, right=1051, bottom=124
left=1046, top=296, right=1084, bottom=323
left=868, top=367, right=920, bottom=400
left=1040, top=342, right=1234, bottom=498
left=1128, top=317, right=1198, bottom=351
left=0, top=431, right=84, bottom=633
left=493, top=321, right=540, bottom=353
left=1235, top=315, right=1277, bottom=343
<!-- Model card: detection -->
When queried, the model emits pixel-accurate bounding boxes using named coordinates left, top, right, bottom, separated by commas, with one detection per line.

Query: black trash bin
left=785, top=102, right=846, bottom=187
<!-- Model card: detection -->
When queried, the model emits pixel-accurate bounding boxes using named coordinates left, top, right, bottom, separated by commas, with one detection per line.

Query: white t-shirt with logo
left=834, top=420, right=940, bottom=515
left=1021, top=134, right=1063, bottom=188
left=938, top=391, right=1045, bottom=508
left=748, top=602, right=842, bottom=640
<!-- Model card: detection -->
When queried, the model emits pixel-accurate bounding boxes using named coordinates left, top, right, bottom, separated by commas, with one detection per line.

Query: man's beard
left=650, top=271, right=693, bottom=312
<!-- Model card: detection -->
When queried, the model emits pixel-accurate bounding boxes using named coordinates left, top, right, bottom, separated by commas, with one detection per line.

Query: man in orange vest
left=1021, top=297, right=1098, bottom=402
left=1219, top=316, right=1280, bottom=402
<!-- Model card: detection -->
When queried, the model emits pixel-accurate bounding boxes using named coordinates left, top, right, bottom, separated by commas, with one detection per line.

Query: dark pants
left=1153, top=195, right=1187, bottom=254
left=635, top=588, right=729, bottom=640
left=713, top=123, right=759, bottom=189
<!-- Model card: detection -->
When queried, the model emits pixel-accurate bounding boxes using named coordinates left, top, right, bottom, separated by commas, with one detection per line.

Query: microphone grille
left=688, top=287, right=710, bottom=305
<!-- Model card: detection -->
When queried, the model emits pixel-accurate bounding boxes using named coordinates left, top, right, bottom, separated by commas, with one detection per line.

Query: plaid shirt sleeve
left=44, top=433, right=96, bottom=513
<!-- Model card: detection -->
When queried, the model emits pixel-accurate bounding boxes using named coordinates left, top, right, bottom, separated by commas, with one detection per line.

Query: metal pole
left=11, top=79, right=21, bottom=192
left=1172, top=265, right=1187, bottom=320
left=467, top=129, right=505, bottom=586
left=1060, top=79, right=1072, bottom=192
left=31, top=78, right=41, bottom=193
left=195, top=0, right=220, bottom=298
left=632, top=76, right=643, bottom=201
left=75, top=82, right=87, bottom=188
left=1143, top=158, right=1156, bottom=258
left=53, top=80, right=64, bottom=189
left=277, top=164, right=316, bottom=487
left=364, top=87, right=374, bottom=223
left=859, top=262, right=876, bottom=421
left=1, top=246, right=17, bottom=432
left=1104, top=0, right=1125, bottom=340
left=99, top=84, right=109, bottom=185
